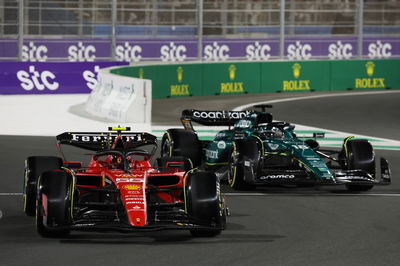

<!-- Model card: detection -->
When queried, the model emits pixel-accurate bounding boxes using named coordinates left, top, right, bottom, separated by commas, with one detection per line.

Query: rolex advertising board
left=261, top=61, right=331, bottom=93
left=330, top=60, right=400, bottom=90
left=202, top=62, right=260, bottom=95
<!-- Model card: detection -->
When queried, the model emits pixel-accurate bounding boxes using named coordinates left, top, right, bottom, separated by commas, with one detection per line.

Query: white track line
left=233, top=90, right=400, bottom=111
left=0, top=193, right=23, bottom=196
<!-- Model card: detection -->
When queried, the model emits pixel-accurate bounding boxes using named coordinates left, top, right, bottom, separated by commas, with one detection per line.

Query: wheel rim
left=161, top=138, right=172, bottom=157
left=228, top=149, right=238, bottom=187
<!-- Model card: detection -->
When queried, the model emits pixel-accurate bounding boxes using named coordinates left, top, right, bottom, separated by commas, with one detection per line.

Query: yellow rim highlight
left=229, top=142, right=237, bottom=187
left=183, top=168, right=197, bottom=213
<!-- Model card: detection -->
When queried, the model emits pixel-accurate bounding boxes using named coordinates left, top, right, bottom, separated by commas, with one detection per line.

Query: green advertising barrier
left=261, top=61, right=331, bottom=93
left=202, top=62, right=261, bottom=95
left=330, top=60, right=400, bottom=90
left=109, top=60, right=400, bottom=99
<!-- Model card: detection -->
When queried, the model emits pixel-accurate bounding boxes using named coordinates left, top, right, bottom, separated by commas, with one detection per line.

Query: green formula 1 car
left=161, top=107, right=391, bottom=191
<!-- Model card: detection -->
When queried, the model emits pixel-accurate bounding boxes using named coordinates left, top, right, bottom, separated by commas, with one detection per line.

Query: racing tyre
left=186, top=171, right=226, bottom=237
left=36, top=170, right=72, bottom=238
left=228, top=140, right=259, bottom=190
left=23, top=156, right=62, bottom=216
left=161, top=129, right=202, bottom=167
left=342, top=139, right=376, bottom=192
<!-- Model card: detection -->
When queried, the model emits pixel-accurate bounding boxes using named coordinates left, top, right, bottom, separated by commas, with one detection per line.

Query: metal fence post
left=357, top=0, right=364, bottom=59
left=197, top=0, right=203, bottom=61
left=279, top=0, right=285, bottom=59
left=111, top=0, right=117, bottom=61
left=18, top=0, right=24, bottom=61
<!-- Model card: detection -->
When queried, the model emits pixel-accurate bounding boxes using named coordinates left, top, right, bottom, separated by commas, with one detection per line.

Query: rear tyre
left=36, top=170, right=71, bottom=238
left=342, top=139, right=376, bottom=192
left=23, top=156, right=62, bottom=216
left=186, top=171, right=225, bottom=237
left=161, top=129, right=202, bottom=167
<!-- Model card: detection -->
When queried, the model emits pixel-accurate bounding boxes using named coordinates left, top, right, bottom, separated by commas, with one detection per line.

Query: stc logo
left=246, top=42, right=271, bottom=60
left=17, top=66, right=59, bottom=91
left=204, top=42, right=230, bottom=61
left=287, top=41, right=312, bottom=60
left=328, top=41, right=353, bottom=59
left=160, top=42, right=187, bottom=62
left=368, top=40, right=392, bottom=59
left=68, top=42, right=96, bottom=62
left=115, top=42, right=142, bottom=62
left=83, top=65, right=100, bottom=90
left=21, top=42, right=48, bottom=62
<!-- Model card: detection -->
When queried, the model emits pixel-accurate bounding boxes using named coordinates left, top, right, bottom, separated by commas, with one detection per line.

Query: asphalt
left=1, top=90, right=400, bottom=266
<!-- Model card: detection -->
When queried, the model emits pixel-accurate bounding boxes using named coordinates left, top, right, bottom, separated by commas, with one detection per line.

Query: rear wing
left=56, top=132, right=157, bottom=151
left=180, top=109, right=253, bottom=130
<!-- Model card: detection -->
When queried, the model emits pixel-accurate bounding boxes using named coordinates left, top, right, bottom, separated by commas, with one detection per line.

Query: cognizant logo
left=17, top=66, right=59, bottom=91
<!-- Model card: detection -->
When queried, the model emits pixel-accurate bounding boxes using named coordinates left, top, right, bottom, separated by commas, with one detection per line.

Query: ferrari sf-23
left=161, top=108, right=391, bottom=191
left=23, top=127, right=226, bottom=238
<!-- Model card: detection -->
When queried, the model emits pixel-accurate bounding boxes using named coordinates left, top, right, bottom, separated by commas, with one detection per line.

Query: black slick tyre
left=36, top=170, right=72, bottom=238
left=186, top=171, right=225, bottom=237
left=161, top=129, right=202, bottom=167
left=24, top=156, right=62, bottom=216
left=343, top=139, right=376, bottom=192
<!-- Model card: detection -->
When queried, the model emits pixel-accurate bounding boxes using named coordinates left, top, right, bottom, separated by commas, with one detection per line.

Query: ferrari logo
left=177, top=66, right=183, bottom=82
left=292, top=63, right=301, bottom=79
left=123, top=184, right=141, bottom=190
left=229, top=64, right=236, bottom=80
left=365, top=61, right=375, bottom=76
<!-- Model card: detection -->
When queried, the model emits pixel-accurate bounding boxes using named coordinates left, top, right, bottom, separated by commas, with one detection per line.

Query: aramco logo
left=177, top=66, right=183, bottom=82
left=365, top=61, right=375, bottom=77
left=229, top=64, right=236, bottom=80
left=292, top=63, right=301, bottom=79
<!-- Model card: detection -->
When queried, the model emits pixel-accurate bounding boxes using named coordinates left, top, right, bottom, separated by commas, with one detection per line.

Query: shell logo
left=365, top=61, right=375, bottom=77
left=123, top=184, right=141, bottom=190
left=229, top=64, right=236, bottom=80
left=292, top=63, right=301, bottom=79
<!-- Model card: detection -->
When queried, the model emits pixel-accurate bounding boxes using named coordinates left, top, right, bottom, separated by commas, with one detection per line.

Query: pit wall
left=110, top=59, right=400, bottom=98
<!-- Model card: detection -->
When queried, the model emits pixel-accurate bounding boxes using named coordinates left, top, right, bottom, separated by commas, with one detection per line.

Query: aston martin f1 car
left=23, top=127, right=226, bottom=238
left=161, top=108, right=391, bottom=191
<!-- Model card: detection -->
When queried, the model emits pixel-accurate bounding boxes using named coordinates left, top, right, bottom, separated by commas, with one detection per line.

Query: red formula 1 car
left=23, top=127, right=226, bottom=238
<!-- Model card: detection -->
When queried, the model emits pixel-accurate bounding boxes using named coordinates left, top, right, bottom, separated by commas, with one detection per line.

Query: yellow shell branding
left=229, top=64, right=236, bottom=81
left=292, top=63, right=301, bottom=79
left=123, top=184, right=141, bottom=190
left=177, top=66, right=183, bottom=82
left=365, top=61, right=375, bottom=77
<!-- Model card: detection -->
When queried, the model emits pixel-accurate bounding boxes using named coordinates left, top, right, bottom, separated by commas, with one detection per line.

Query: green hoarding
left=202, top=62, right=261, bottom=95
left=261, top=61, right=331, bottom=93
left=330, top=60, right=400, bottom=91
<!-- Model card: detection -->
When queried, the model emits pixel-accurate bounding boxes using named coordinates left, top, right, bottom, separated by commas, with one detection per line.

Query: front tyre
left=36, top=170, right=72, bottom=238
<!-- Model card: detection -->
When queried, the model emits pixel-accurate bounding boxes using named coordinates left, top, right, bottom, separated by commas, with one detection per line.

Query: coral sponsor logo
left=354, top=61, right=385, bottom=89
left=68, top=42, right=96, bottom=62
left=22, top=42, right=48, bottom=62
left=220, top=65, right=244, bottom=93
left=17, top=66, right=59, bottom=91
left=246, top=41, right=271, bottom=61
left=368, top=40, right=392, bottom=59
left=160, top=42, right=187, bottom=62
left=115, top=42, right=142, bottom=62
left=282, top=63, right=311, bottom=91
left=328, top=41, right=353, bottom=60
left=170, top=66, right=190, bottom=96
left=204, top=42, right=230, bottom=61
left=287, top=41, right=312, bottom=60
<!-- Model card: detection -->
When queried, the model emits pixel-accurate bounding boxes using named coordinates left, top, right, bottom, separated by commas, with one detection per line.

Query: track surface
left=1, top=91, right=400, bottom=266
